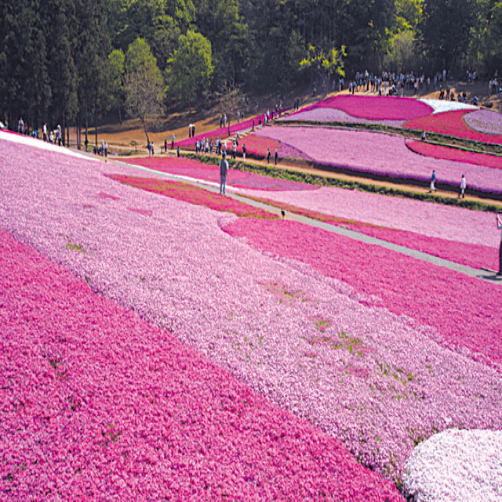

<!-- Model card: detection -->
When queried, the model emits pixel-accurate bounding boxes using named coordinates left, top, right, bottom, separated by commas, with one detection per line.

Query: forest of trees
left=1, top=0, right=500, bottom=131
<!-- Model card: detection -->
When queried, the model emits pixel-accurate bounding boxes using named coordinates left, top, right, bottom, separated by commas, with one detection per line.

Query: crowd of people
left=16, top=118, right=66, bottom=146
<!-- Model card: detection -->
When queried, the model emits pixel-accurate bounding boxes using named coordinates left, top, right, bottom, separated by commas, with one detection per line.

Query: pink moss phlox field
left=125, top=155, right=317, bottom=191
left=255, top=126, right=502, bottom=194
left=106, top=174, right=278, bottom=218
left=222, top=218, right=502, bottom=369
left=1, top=136, right=500, bottom=484
left=0, top=230, right=405, bottom=500
left=174, top=111, right=287, bottom=148
left=406, top=140, right=502, bottom=170
left=282, top=107, right=405, bottom=127
left=295, top=95, right=433, bottom=120
left=404, top=110, right=502, bottom=144
left=239, top=133, right=280, bottom=157
left=463, top=109, right=502, bottom=135
left=241, top=194, right=498, bottom=271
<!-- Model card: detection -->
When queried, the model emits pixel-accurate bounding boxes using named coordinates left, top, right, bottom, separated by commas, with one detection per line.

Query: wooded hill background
left=1, top=0, right=500, bottom=128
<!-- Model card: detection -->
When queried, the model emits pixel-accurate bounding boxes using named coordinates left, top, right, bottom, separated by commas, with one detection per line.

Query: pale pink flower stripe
left=1, top=137, right=500, bottom=484
left=255, top=126, right=502, bottom=194
left=293, top=95, right=433, bottom=120
left=125, top=155, right=318, bottom=191
left=237, top=186, right=497, bottom=248
left=404, top=110, right=502, bottom=144
left=222, top=218, right=502, bottom=369
left=406, top=140, right=502, bottom=169
left=0, top=229, right=404, bottom=500
left=236, top=186, right=500, bottom=270
left=282, top=107, right=405, bottom=127
left=241, top=194, right=497, bottom=271
left=463, top=109, right=502, bottom=135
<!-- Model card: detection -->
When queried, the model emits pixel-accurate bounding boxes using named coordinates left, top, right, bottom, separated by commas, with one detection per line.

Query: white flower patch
left=418, top=99, right=478, bottom=114
left=403, top=428, right=502, bottom=501
left=0, top=130, right=99, bottom=162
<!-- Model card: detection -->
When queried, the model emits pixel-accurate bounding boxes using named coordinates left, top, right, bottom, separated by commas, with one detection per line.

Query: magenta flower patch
left=404, top=110, right=502, bottom=144
left=295, top=95, right=433, bottom=121
left=406, top=140, right=502, bottom=169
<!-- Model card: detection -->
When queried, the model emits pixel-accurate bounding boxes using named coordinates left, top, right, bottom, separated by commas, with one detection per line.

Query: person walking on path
left=219, top=152, right=229, bottom=195
left=497, top=212, right=502, bottom=276
left=459, top=174, right=466, bottom=198
left=267, top=147, right=271, bottom=164
left=171, top=134, right=175, bottom=149
left=428, top=170, right=436, bottom=193
left=274, top=149, right=278, bottom=165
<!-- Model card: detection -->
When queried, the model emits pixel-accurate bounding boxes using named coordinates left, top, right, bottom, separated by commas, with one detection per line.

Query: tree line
left=1, top=0, right=500, bottom=133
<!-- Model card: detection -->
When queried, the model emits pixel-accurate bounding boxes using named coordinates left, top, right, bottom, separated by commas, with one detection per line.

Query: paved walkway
left=114, top=158, right=502, bottom=285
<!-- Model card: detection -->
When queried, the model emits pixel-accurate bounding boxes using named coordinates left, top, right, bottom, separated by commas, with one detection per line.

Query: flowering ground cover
left=293, top=95, right=433, bottom=121
left=239, top=134, right=280, bottom=157
left=403, top=429, right=502, bottom=501
left=404, top=110, right=502, bottom=144
left=174, top=110, right=287, bottom=149
left=463, top=109, right=502, bottom=135
left=281, top=107, right=405, bottom=127
left=255, top=126, right=502, bottom=194
left=406, top=140, right=502, bottom=169
left=106, top=174, right=277, bottom=218
left=222, top=218, right=502, bottom=369
left=124, top=155, right=318, bottom=191
left=0, top=230, right=405, bottom=500
left=239, top=192, right=498, bottom=271
left=1, top=134, right=501, bottom=487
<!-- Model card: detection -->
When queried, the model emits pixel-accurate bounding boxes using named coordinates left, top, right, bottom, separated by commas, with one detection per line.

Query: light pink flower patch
left=463, top=109, right=502, bottom=135
left=222, top=218, right=502, bottom=368
left=283, top=107, right=405, bottom=127
left=0, top=229, right=403, bottom=500
left=295, top=95, right=433, bottom=121
left=98, top=192, right=121, bottom=200
left=127, top=207, right=153, bottom=216
left=255, top=126, right=502, bottom=194
left=406, top=140, right=502, bottom=169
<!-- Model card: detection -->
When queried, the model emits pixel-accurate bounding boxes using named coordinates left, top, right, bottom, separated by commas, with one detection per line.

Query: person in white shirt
left=458, top=174, right=466, bottom=198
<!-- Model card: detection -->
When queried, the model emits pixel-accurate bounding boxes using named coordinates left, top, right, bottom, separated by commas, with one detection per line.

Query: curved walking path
left=113, top=157, right=502, bottom=285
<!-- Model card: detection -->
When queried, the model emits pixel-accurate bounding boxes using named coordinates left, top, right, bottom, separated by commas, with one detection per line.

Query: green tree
left=300, top=45, right=346, bottom=90
left=465, top=0, right=502, bottom=76
left=165, top=30, right=213, bottom=106
left=0, top=0, right=51, bottom=127
left=105, top=49, right=126, bottom=121
left=44, top=0, right=78, bottom=134
left=124, top=38, right=165, bottom=142
left=419, top=0, right=477, bottom=73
